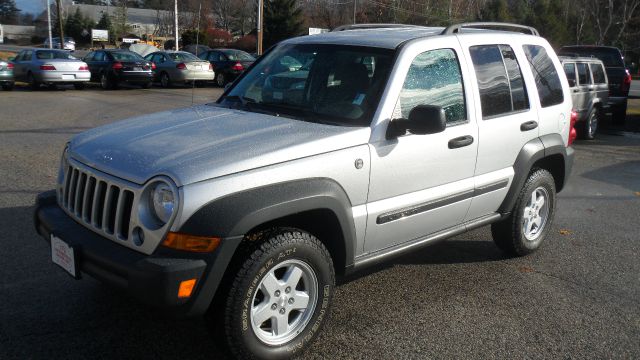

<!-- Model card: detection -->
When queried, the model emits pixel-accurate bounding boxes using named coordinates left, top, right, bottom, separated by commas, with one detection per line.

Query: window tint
left=168, top=52, right=199, bottom=61
left=523, top=45, right=564, bottom=108
left=470, top=45, right=515, bottom=118
left=500, top=45, right=529, bottom=111
left=111, top=51, right=143, bottom=61
left=93, top=52, right=105, bottom=61
left=208, top=52, right=220, bottom=62
left=84, top=51, right=95, bottom=62
left=576, top=63, right=591, bottom=85
left=591, top=63, right=606, bottom=84
left=394, top=48, right=466, bottom=123
left=563, top=63, right=576, bottom=86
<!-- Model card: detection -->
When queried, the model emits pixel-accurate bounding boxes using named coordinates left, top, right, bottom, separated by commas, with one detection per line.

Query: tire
left=100, top=73, right=112, bottom=90
left=28, top=72, right=39, bottom=90
left=160, top=72, right=171, bottom=88
left=213, top=228, right=335, bottom=360
left=611, top=102, right=627, bottom=125
left=73, top=83, right=85, bottom=90
left=216, top=72, right=226, bottom=87
left=491, top=169, right=556, bottom=256
left=583, top=107, right=599, bottom=140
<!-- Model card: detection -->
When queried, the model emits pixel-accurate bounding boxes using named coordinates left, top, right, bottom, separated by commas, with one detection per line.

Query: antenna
left=191, top=2, right=202, bottom=106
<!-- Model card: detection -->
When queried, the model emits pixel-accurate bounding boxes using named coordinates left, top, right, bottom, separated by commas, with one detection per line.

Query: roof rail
left=332, top=23, right=424, bottom=32
left=441, top=22, right=539, bottom=36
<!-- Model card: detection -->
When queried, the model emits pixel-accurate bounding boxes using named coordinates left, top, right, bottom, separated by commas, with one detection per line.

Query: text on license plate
left=51, top=234, right=77, bottom=278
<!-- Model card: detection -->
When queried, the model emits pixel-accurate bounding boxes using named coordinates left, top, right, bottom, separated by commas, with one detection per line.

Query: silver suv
left=34, top=22, right=575, bottom=359
left=561, top=56, right=609, bottom=139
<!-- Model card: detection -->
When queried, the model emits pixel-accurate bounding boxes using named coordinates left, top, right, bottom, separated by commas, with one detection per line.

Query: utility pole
left=174, top=0, right=179, bottom=50
left=46, top=0, right=53, bottom=49
left=257, top=0, right=264, bottom=55
left=353, top=0, right=356, bottom=24
left=55, top=0, right=64, bottom=49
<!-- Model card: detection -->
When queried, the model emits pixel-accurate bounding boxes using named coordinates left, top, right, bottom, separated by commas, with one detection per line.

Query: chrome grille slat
left=59, top=163, right=136, bottom=243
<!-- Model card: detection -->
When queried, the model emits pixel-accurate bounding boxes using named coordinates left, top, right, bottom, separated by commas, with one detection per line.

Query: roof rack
left=332, top=23, right=424, bottom=32
left=441, top=22, right=539, bottom=36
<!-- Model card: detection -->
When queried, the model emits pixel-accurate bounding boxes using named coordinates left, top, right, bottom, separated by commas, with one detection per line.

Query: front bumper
left=34, top=190, right=241, bottom=317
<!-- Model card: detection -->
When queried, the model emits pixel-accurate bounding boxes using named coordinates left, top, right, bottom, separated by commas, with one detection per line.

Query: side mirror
left=386, top=105, right=447, bottom=139
left=567, top=78, right=576, bottom=87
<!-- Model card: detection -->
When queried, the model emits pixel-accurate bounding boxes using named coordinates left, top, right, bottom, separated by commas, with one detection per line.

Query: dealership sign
left=91, top=29, right=109, bottom=41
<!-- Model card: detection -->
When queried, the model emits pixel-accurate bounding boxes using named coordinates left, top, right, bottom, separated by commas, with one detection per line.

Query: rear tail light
left=78, top=64, right=89, bottom=71
left=151, top=62, right=156, bottom=70
left=7, top=62, right=14, bottom=70
left=40, top=64, right=56, bottom=71
left=621, top=69, right=632, bottom=93
left=176, top=63, right=187, bottom=70
left=112, top=62, right=123, bottom=70
left=208, top=63, right=213, bottom=71
left=568, top=110, right=578, bottom=146
left=232, top=62, right=244, bottom=71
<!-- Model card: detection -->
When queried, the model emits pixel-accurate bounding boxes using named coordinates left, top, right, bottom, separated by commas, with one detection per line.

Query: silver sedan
left=12, top=49, right=90, bottom=90
left=145, top=51, right=214, bottom=87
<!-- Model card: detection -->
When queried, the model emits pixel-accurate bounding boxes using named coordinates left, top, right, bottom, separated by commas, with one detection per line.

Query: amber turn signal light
left=162, top=232, right=221, bottom=253
left=178, top=279, right=197, bottom=298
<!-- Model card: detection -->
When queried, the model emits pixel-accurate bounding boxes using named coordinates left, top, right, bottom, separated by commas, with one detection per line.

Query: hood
left=69, top=105, right=370, bottom=186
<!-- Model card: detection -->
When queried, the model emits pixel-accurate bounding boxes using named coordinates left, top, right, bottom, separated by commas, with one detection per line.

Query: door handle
left=520, top=120, right=538, bottom=131
left=448, top=135, right=474, bottom=149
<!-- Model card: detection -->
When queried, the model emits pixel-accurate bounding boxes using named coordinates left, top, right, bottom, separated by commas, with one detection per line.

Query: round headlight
left=150, top=182, right=175, bottom=225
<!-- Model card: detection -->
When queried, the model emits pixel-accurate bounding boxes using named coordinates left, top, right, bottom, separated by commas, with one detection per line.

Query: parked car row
left=0, top=48, right=257, bottom=91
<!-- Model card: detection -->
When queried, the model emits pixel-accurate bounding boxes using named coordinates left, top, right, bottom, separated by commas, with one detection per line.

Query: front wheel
left=215, top=229, right=335, bottom=360
left=492, top=169, right=556, bottom=256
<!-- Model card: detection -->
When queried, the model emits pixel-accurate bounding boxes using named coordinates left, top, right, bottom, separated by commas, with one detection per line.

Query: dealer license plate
left=51, top=234, right=78, bottom=278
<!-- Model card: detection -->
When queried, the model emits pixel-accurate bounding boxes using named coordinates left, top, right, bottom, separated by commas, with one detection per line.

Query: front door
left=364, top=38, right=479, bottom=254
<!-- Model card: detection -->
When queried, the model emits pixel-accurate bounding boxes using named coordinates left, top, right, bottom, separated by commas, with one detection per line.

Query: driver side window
left=393, top=48, right=466, bottom=124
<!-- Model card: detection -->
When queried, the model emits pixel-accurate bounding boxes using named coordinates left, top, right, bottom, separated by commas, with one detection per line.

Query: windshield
left=219, top=44, right=394, bottom=126
left=168, top=52, right=199, bottom=61
left=222, top=50, right=255, bottom=61
left=111, top=51, right=144, bottom=61
left=36, top=50, right=76, bottom=60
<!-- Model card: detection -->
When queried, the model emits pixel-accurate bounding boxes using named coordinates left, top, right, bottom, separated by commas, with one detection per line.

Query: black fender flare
left=179, top=178, right=358, bottom=268
left=499, top=134, right=572, bottom=214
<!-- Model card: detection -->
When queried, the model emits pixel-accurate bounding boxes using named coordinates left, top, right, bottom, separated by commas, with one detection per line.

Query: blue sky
left=16, top=0, right=46, bottom=15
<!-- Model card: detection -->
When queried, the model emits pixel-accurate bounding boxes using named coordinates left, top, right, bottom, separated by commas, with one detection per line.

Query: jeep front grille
left=60, top=163, right=136, bottom=241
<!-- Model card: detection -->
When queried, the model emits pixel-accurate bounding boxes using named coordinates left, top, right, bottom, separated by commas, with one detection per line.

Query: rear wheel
left=211, top=228, right=335, bottom=360
left=100, top=73, right=113, bottom=90
left=160, top=72, right=171, bottom=88
left=492, top=169, right=556, bottom=256
left=216, top=72, right=226, bottom=87
left=611, top=102, right=627, bottom=125
left=28, top=72, right=40, bottom=90
left=583, top=108, right=599, bottom=140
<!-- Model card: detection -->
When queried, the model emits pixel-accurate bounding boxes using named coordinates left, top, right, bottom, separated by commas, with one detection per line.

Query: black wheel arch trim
left=179, top=178, right=358, bottom=270
left=499, top=134, right=573, bottom=215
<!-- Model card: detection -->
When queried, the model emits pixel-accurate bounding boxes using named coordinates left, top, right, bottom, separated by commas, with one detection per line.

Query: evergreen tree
left=264, top=0, right=304, bottom=48
left=0, top=0, right=20, bottom=24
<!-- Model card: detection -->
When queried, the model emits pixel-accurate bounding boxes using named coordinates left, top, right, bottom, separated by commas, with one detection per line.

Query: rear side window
left=470, top=44, right=529, bottom=118
left=94, top=52, right=105, bottom=61
left=577, top=63, right=591, bottom=85
left=591, top=63, right=606, bottom=84
left=523, top=45, right=564, bottom=108
left=394, top=48, right=466, bottom=123
left=563, top=63, right=576, bottom=86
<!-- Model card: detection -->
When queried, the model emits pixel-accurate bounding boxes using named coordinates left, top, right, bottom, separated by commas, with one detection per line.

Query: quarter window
left=469, top=44, right=529, bottom=118
left=523, top=45, right=564, bottom=108
left=591, top=63, right=606, bottom=84
left=576, top=63, right=591, bottom=85
left=394, top=48, right=466, bottom=123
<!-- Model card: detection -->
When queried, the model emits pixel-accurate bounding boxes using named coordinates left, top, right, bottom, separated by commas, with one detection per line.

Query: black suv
left=559, top=46, right=632, bottom=123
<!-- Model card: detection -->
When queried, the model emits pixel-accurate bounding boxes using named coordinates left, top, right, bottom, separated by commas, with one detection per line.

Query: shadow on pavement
left=581, top=160, right=640, bottom=191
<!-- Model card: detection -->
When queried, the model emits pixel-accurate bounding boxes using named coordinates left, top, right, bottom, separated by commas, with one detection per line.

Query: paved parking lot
left=0, top=87, right=639, bottom=359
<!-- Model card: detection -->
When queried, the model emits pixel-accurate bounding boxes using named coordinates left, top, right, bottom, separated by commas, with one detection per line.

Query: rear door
left=590, top=62, right=609, bottom=104
left=365, top=37, right=478, bottom=253
left=575, top=62, right=592, bottom=119
left=459, top=39, right=539, bottom=221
